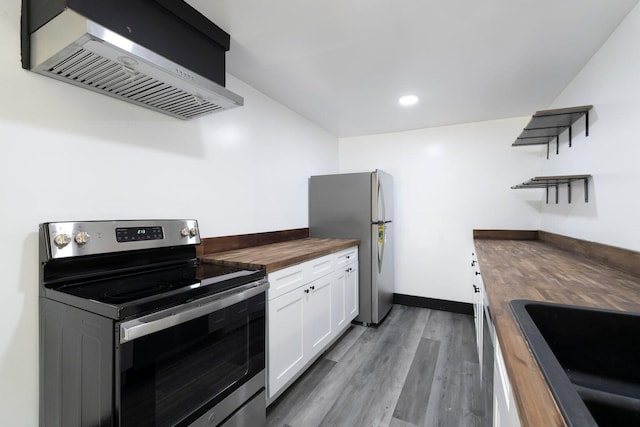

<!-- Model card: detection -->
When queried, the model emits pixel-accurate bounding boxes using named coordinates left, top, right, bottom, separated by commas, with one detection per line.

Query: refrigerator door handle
left=372, top=171, right=387, bottom=223
left=377, top=223, right=385, bottom=273
left=378, top=177, right=386, bottom=223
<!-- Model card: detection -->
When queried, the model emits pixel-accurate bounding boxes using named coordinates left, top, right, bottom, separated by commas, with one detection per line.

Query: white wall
left=339, top=118, right=542, bottom=303
left=540, top=3, right=640, bottom=251
left=0, top=0, right=338, bottom=423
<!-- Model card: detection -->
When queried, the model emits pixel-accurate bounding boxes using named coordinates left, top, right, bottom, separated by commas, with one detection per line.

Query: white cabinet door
left=268, top=287, right=305, bottom=397
left=304, top=275, right=333, bottom=355
left=332, top=267, right=347, bottom=333
left=346, top=261, right=359, bottom=321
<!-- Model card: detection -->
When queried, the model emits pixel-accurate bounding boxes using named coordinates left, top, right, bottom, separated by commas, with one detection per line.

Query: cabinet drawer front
left=305, top=254, right=334, bottom=281
left=267, top=263, right=306, bottom=300
left=335, top=246, right=358, bottom=267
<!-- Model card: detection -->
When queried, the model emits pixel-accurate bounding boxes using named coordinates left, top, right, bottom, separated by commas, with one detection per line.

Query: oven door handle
left=119, top=279, right=268, bottom=344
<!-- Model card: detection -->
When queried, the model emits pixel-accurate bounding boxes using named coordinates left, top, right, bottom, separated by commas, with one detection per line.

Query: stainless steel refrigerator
left=309, top=169, right=394, bottom=325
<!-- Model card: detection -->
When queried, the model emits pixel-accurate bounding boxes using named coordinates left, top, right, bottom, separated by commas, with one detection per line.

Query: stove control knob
left=180, top=227, right=190, bottom=237
left=74, top=231, right=90, bottom=245
left=189, top=227, right=199, bottom=238
left=53, top=233, right=71, bottom=248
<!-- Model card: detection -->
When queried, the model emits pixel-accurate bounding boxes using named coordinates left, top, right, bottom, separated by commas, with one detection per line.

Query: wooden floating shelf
left=512, top=105, right=593, bottom=158
left=511, top=174, right=592, bottom=204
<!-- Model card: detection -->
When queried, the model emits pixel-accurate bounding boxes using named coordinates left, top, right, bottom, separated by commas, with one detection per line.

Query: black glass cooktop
left=47, top=262, right=265, bottom=320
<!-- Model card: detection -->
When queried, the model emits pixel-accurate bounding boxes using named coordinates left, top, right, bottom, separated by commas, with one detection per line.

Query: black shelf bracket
left=512, top=105, right=593, bottom=156
left=511, top=175, right=591, bottom=204
left=569, top=125, right=572, bottom=147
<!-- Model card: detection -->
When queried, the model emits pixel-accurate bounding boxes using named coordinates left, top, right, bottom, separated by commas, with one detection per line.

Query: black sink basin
left=510, top=300, right=640, bottom=427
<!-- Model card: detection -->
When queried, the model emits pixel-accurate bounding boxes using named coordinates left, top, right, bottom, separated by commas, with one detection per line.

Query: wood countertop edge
left=199, top=238, right=360, bottom=273
left=474, top=238, right=640, bottom=427
left=488, top=291, right=567, bottom=427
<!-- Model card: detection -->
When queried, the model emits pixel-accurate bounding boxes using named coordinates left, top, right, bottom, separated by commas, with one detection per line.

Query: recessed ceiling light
left=398, top=95, right=419, bottom=106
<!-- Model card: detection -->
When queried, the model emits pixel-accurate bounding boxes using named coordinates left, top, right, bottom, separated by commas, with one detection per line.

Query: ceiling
left=187, top=0, right=639, bottom=138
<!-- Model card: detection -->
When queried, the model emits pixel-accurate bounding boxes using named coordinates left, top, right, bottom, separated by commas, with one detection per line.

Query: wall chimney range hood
left=21, top=0, right=243, bottom=120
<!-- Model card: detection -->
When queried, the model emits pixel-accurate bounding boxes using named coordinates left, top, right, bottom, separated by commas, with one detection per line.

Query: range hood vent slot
left=46, top=47, right=223, bottom=119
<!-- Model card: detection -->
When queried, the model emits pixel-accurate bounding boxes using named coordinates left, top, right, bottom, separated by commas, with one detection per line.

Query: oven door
left=116, top=279, right=267, bottom=427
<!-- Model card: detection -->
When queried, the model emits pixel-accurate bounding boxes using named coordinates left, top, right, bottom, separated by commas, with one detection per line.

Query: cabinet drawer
left=335, top=246, right=358, bottom=267
left=267, top=254, right=335, bottom=300
left=304, top=254, right=334, bottom=281
left=267, top=263, right=306, bottom=301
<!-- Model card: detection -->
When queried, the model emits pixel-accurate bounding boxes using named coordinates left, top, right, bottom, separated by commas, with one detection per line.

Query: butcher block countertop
left=199, top=238, right=359, bottom=272
left=474, top=237, right=640, bottom=427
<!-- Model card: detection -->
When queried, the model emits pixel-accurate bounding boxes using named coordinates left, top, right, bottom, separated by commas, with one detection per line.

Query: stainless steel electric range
left=38, top=219, right=268, bottom=427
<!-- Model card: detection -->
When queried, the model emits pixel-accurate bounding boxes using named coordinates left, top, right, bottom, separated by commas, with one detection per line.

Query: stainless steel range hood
left=25, top=7, right=243, bottom=120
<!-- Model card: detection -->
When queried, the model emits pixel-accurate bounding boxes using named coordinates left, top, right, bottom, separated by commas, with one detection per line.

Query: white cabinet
left=268, top=273, right=335, bottom=396
left=471, top=252, right=484, bottom=380
left=267, top=246, right=359, bottom=403
left=332, top=247, right=359, bottom=334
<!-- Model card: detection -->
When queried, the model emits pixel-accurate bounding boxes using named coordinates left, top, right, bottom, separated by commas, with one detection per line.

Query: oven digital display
left=116, top=227, right=164, bottom=242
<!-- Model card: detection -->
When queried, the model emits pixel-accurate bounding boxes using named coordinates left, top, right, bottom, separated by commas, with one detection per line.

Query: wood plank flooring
left=266, top=304, right=492, bottom=427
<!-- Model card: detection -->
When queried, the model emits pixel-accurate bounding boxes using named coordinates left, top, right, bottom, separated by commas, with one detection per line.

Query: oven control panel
left=116, top=226, right=164, bottom=242
left=42, top=219, right=201, bottom=259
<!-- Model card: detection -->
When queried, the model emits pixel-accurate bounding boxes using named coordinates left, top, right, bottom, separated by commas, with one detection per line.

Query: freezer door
left=371, top=221, right=393, bottom=324
left=371, top=170, right=394, bottom=223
